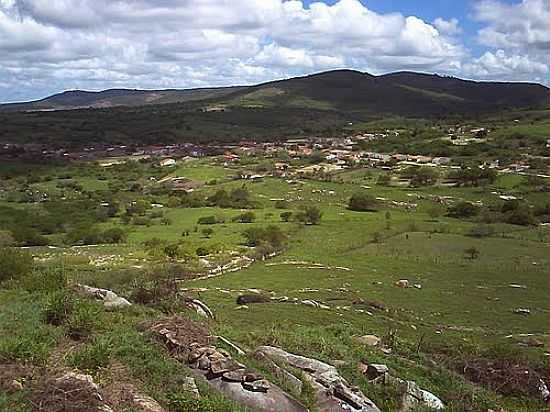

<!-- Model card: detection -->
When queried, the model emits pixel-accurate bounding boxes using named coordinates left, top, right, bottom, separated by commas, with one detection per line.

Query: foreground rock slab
left=256, top=346, right=381, bottom=412
left=149, top=316, right=307, bottom=412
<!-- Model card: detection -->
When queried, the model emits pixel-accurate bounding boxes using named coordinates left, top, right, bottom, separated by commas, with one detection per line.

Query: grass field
left=1, top=156, right=550, bottom=411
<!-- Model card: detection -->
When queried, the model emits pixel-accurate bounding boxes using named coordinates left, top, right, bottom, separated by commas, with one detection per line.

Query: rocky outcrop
left=256, top=346, right=381, bottom=412
left=75, top=284, right=132, bottom=310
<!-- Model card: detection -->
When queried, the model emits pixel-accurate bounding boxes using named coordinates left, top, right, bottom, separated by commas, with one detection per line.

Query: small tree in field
left=464, top=247, right=480, bottom=260
left=296, top=206, right=322, bottom=225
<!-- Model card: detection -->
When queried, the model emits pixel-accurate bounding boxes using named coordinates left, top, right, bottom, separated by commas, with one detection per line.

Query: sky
left=1, top=0, right=550, bottom=103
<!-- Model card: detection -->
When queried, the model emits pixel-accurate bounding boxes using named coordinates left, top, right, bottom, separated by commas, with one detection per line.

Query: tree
left=464, top=247, right=480, bottom=260
left=296, top=206, right=322, bottom=225
left=280, top=211, right=293, bottom=222
left=447, top=201, right=479, bottom=218
left=197, top=216, right=218, bottom=225
left=243, top=226, right=287, bottom=249
left=348, top=193, right=378, bottom=212
left=102, top=228, right=127, bottom=244
left=232, top=211, right=256, bottom=223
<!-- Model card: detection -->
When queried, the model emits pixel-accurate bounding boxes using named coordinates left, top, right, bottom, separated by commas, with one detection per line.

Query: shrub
left=348, top=193, right=378, bottom=212
left=232, top=211, right=256, bottom=223
left=12, top=227, right=49, bottom=246
left=243, top=226, right=287, bottom=249
left=69, top=337, right=112, bottom=370
left=0, top=248, right=33, bottom=284
left=102, top=228, right=127, bottom=244
left=274, top=200, right=289, bottom=209
left=21, top=267, right=67, bottom=293
left=280, top=211, right=293, bottom=222
left=447, top=201, right=480, bottom=218
left=468, top=224, right=494, bottom=238
left=295, top=206, right=322, bottom=225
left=464, top=247, right=480, bottom=260
left=66, top=301, right=101, bottom=340
left=197, top=216, right=218, bottom=225
left=42, top=290, right=74, bottom=326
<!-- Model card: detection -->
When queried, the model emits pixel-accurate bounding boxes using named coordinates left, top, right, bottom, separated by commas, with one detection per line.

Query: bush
left=42, top=290, right=74, bottom=326
left=232, top=211, right=256, bottom=223
left=274, top=200, right=289, bottom=209
left=21, top=267, right=67, bottom=292
left=447, top=201, right=480, bottom=218
left=243, top=226, right=287, bottom=249
left=69, top=337, right=112, bottom=370
left=101, top=228, right=127, bottom=244
left=66, top=301, right=101, bottom=340
left=0, top=248, right=33, bottom=284
left=197, top=216, right=218, bottom=225
left=280, top=211, right=293, bottom=222
left=295, top=206, right=322, bottom=225
left=468, top=224, right=495, bottom=238
left=348, top=193, right=378, bottom=212
left=12, top=227, right=49, bottom=246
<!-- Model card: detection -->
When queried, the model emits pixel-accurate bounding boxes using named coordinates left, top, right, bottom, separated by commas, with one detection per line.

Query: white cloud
left=467, top=0, right=550, bottom=82
left=433, top=17, right=461, bottom=35
left=0, top=0, right=501, bottom=103
left=464, top=50, right=549, bottom=80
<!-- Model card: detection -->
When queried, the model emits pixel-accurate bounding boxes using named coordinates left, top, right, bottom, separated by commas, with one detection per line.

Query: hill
left=0, top=86, right=245, bottom=111
left=2, top=70, right=549, bottom=117
left=222, top=70, right=550, bottom=116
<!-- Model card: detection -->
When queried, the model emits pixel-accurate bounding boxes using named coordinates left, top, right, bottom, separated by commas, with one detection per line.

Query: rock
left=253, top=350, right=304, bottom=394
left=354, top=335, right=381, bottom=347
left=10, top=380, right=23, bottom=391
left=187, top=299, right=214, bottom=319
left=132, top=393, right=166, bottom=412
left=103, top=291, right=132, bottom=310
left=76, top=284, right=132, bottom=310
left=383, top=376, right=445, bottom=411
left=256, top=346, right=381, bottom=412
left=222, top=369, right=248, bottom=383
left=525, top=337, right=545, bottom=348
left=395, top=280, right=410, bottom=288
left=365, top=364, right=389, bottom=381
left=237, top=294, right=271, bottom=305
left=210, top=358, right=241, bottom=375
left=514, top=308, right=531, bottom=315
left=182, top=377, right=200, bottom=400
left=538, top=379, right=550, bottom=402
left=301, top=300, right=329, bottom=309
left=242, top=379, right=270, bottom=393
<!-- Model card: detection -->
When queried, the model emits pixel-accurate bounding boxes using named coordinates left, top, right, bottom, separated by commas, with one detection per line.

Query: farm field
left=1, top=154, right=550, bottom=412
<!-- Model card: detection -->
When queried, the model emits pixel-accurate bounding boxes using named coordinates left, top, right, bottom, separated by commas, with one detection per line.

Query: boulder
left=75, top=284, right=131, bottom=310
left=354, top=335, right=381, bottom=347
left=182, top=377, right=200, bottom=400
left=395, top=280, right=410, bottom=288
left=256, top=346, right=381, bottom=412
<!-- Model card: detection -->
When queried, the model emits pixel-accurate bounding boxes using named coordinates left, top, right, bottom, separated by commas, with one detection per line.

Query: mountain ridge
left=2, top=69, right=549, bottom=117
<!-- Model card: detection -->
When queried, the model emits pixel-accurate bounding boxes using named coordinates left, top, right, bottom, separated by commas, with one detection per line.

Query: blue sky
left=1, top=0, right=549, bottom=102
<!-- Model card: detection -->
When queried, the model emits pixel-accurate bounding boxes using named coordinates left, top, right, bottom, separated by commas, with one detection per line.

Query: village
left=2, top=125, right=548, bottom=180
